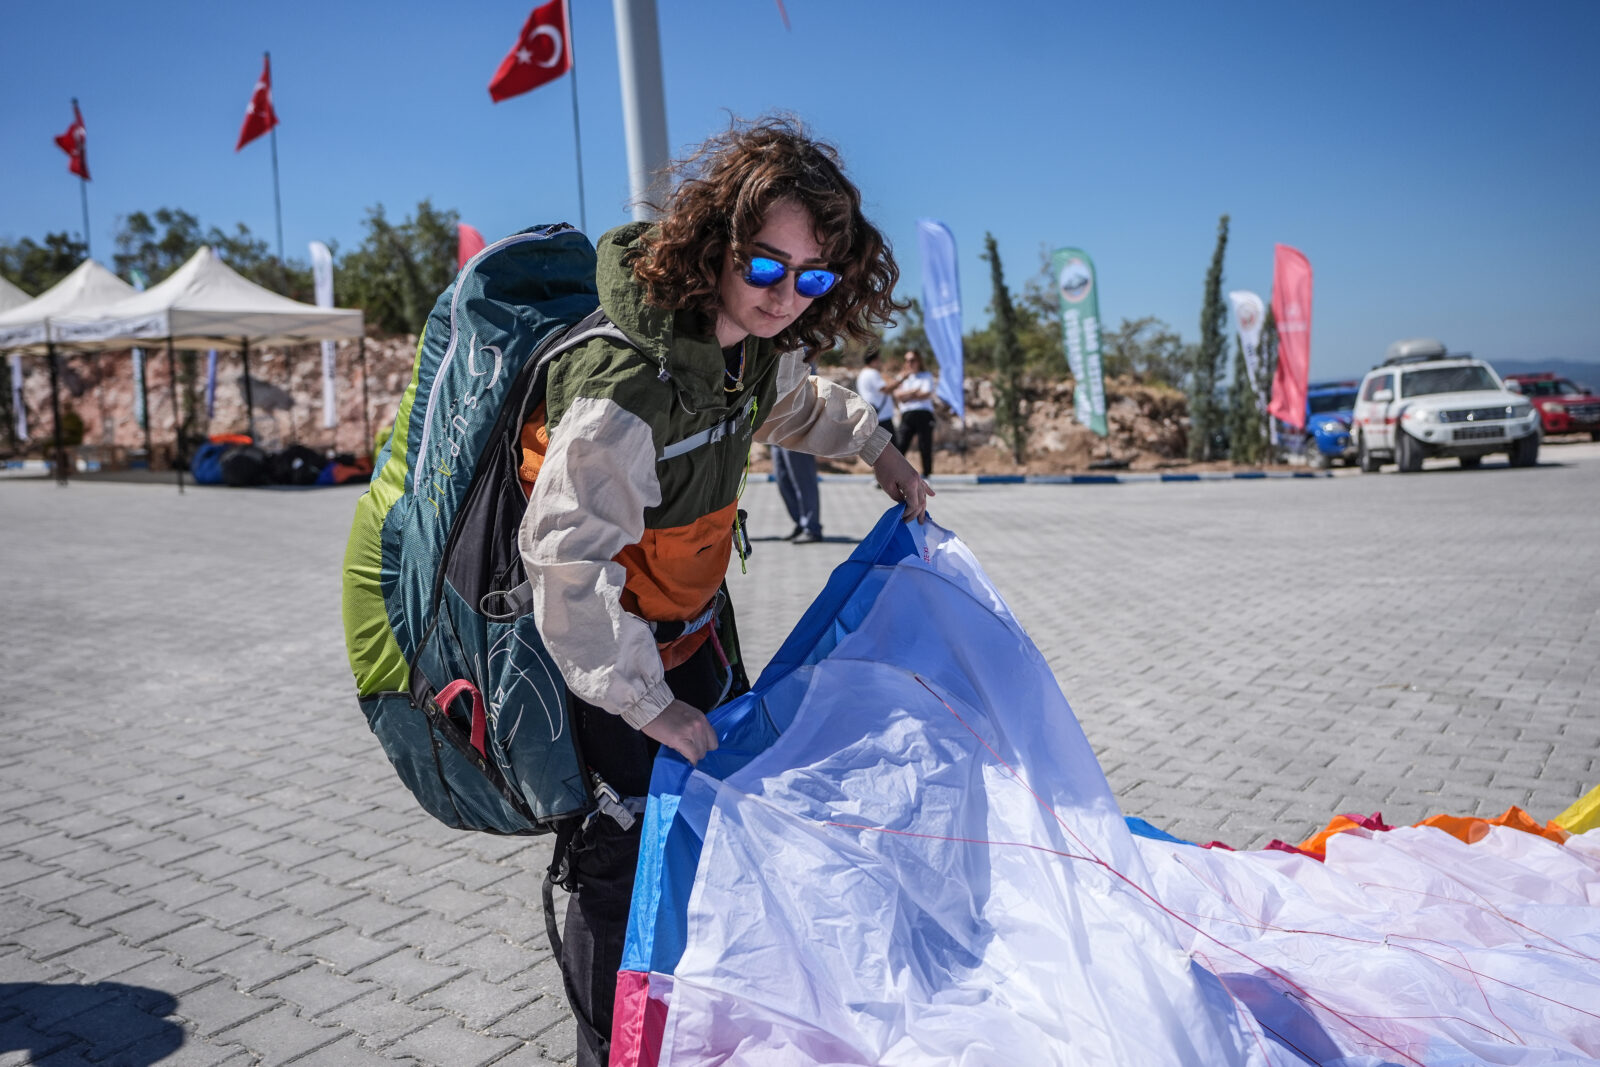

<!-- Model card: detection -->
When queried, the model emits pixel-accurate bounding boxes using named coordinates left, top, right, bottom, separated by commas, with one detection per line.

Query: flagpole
left=267, top=53, right=284, bottom=266
left=567, top=0, right=587, bottom=234
left=79, top=178, right=91, bottom=259
left=72, top=98, right=90, bottom=257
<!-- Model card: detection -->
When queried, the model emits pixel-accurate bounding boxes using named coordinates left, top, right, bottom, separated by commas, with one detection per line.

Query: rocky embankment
left=7, top=341, right=1202, bottom=474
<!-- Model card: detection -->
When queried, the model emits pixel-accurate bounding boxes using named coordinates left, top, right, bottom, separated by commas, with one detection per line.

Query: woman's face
left=715, top=200, right=827, bottom=349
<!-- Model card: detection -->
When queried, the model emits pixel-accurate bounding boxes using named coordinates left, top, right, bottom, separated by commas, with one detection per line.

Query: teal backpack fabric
left=342, top=224, right=633, bottom=834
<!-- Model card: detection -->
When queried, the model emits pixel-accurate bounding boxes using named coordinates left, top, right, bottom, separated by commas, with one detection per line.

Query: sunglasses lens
left=795, top=269, right=839, bottom=298
left=744, top=256, right=786, bottom=288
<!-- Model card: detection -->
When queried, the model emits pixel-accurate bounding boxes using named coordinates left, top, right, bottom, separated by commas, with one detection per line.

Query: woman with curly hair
left=517, top=116, right=930, bottom=1064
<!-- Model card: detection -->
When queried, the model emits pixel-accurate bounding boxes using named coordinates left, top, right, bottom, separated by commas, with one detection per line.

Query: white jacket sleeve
left=518, top=395, right=674, bottom=730
left=754, top=352, right=892, bottom=463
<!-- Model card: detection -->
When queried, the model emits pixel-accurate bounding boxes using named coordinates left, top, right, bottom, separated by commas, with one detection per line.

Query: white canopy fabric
left=0, top=260, right=136, bottom=351
left=0, top=275, right=31, bottom=313
left=51, top=246, right=363, bottom=350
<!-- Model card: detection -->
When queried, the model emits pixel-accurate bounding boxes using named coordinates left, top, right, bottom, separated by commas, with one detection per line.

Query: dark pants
left=897, top=409, right=935, bottom=475
left=561, top=639, right=724, bottom=1067
left=877, top=416, right=896, bottom=439
left=770, top=445, right=821, bottom=536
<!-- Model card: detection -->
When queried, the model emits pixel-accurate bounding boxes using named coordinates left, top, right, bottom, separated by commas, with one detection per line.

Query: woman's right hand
left=641, top=700, right=719, bottom=764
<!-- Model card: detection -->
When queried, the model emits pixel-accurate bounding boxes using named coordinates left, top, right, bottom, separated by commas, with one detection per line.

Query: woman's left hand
left=871, top=445, right=933, bottom=523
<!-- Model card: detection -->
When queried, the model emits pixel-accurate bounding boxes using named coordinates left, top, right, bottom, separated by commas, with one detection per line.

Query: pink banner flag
left=458, top=224, right=486, bottom=270
left=1267, top=244, right=1313, bottom=431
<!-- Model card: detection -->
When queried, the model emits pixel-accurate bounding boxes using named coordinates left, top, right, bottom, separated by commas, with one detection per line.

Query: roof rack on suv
left=1383, top=338, right=1451, bottom=366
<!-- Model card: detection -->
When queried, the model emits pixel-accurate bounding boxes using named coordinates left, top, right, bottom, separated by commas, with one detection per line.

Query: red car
left=1503, top=373, right=1600, bottom=439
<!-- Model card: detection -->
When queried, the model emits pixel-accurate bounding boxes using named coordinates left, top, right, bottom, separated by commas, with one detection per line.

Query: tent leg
left=167, top=337, right=184, bottom=494
left=47, top=341, right=67, bottom=487
left=359, top=335, right=371, bottom=454
left=241, top=338, right=256, bottom=440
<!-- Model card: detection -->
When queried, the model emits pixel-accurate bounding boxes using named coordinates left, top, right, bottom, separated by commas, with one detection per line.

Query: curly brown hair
left=628, top=115, right=904, bottom=354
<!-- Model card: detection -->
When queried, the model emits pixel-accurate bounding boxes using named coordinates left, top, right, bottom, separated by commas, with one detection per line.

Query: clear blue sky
left=4, top=1, right=1597, bottom=379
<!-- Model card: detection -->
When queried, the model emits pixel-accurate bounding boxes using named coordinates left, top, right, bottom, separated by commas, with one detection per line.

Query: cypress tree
left=983, top=232, right=1027, bottom=464
left=1226, top=336, right=1262, bottom=465
left=1189, top=214, right=1230, bottom=461
left=1257, top=304, right=1279, bottom=457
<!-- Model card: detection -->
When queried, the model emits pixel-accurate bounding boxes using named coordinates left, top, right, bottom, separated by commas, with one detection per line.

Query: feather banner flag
left=917, top=219, right=965, bottom=418
left=9, top=355, right=26, bottom=440
left=1228, top=290, right=1266, bottom=414
left=489, top=0, right=573, bottom=102
left=1267, top=245, right=1313, bottom=431
left=458, top=224, right=487, bottom=270
left=309, top=241, right=338, bottom=428
left=1052, top=247, right=1107, bottom=436
left=129, top=269, right=148, bottom=430
left=235, top=54, right=278, bottom=151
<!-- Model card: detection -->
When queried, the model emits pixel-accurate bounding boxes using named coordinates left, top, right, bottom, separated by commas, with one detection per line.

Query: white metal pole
left=611, top=0, right=670, bottom=220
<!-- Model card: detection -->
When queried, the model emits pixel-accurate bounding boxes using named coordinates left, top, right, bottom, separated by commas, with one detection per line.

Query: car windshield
left=1400, top=365, right=1499, bottom=397
left=1308, top=391, right=1358, bottom=414
left=1518, top=378, right=1585, bottom=397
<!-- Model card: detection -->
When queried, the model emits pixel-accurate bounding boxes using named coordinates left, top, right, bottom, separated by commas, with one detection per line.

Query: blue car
left=1304, top=380, right=1360, bottom=468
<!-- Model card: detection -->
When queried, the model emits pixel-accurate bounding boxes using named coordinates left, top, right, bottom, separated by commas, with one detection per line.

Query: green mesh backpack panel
left=341, top=224, right=634, bottom=834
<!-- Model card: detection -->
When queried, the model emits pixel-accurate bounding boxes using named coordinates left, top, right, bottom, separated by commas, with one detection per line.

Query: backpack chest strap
left=658, top=391, right=759, bottom=463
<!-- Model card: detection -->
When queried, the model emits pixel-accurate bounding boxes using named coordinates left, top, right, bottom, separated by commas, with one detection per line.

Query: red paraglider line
left=1356, top=879, right=1600, bottom=965
left=904, top=674, right=1429, bottom=1066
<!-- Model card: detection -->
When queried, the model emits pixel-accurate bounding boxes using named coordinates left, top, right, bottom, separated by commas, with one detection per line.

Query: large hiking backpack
left=341, top=223, right=638, bottom=835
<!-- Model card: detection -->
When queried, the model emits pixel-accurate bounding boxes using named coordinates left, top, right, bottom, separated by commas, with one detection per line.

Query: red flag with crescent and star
left=489, top=0, right=573, bottom=102
left=54, top=101, right=89, bottom=180
left=235, top=53, right=279, bottom=151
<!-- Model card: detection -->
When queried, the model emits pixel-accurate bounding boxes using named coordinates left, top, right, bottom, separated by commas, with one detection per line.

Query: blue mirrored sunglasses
left=742, top=256, right=839, bottom=298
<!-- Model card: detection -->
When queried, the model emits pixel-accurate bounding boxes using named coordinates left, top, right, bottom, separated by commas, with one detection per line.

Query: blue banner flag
left=205, top=350, right=218, bottom=419
left=917, top=219, right=965, bottom=418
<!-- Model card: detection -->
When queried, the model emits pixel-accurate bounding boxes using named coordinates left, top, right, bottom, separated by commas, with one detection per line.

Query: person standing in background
left=894, top=349, right=936, bottom=475
left=855, top=349, right=897, bottom=438
left=771, top=442, right=823, bottom=543
left=773, top=357, right=825, bottom=543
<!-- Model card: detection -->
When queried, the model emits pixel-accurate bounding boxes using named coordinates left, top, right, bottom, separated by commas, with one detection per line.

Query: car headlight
left=1315, top=418, right=1344, bottom=433
left=1538, top=400, right=1563, bottom=413
left=1511, top=402, right=1534, bottom=418
left=1406, top=408, right=1440, bottom=423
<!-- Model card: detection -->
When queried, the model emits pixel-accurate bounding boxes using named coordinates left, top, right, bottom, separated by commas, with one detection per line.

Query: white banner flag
left=9, top=353, right=26, bottom=440
left=310, top=241, right=338, bottom=429
left=129, top=269, right=148, bottom=429
left=1228, top=290, right=1266, bottom=411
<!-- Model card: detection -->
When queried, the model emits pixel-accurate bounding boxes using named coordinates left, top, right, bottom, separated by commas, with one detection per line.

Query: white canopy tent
left=53, top=245, right=363, bottom=350
left=1, top=277, right=32, bottom=450
left=0, top=259, right=136, bottom=350
left=0, top=276, right=31, bottom=313
left=41, top=247, right=367, bottom=490
left=0, top=261, right=138, bottom=483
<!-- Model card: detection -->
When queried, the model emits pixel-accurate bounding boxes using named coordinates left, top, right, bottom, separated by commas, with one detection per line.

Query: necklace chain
left=724, top=339, right=747, bottom=393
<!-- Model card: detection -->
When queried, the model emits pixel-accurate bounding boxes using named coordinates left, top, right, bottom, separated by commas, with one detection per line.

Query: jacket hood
left=594, top=223, right=735, bottom=406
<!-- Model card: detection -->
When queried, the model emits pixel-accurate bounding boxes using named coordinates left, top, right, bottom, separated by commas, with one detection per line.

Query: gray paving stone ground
left=2, top=438, right=1597, bottom=1063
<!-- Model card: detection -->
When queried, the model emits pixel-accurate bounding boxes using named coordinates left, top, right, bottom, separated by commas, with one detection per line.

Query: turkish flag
left=54, top=101, right=89, bottom=180
left=1267, top=244, right=1314, bottom=431
left=489, top=0, right=573, bottom=102
left=235, top=53, right=279, bottom=151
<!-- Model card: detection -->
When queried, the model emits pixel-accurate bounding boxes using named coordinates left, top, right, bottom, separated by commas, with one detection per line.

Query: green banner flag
left=1052, top=248, right=1107, bottom=436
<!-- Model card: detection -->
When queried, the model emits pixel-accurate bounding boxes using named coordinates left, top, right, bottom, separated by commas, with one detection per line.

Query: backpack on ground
left=341, top=224, right=637, bottom=835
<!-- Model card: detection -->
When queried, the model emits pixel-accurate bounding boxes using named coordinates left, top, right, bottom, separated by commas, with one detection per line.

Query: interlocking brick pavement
left=2, top=440, right=1596, bottom=1062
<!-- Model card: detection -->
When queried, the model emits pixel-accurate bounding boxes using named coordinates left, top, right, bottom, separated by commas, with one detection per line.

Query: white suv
left=1352, top=339, right=1540, bottom=473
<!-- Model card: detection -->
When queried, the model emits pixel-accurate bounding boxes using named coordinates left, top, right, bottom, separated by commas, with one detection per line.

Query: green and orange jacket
left=516, top=223, right=890, bottom=730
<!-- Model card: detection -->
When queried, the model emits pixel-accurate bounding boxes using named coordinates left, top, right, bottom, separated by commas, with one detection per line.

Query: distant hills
left=1486, top=358, right=1600, bottom=388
